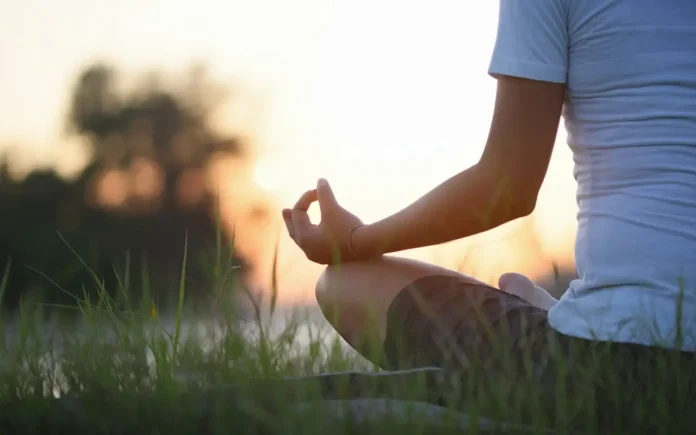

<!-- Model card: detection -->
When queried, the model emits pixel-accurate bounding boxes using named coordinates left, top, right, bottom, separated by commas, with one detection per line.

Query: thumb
left=317, top=178, right=338, bottom=215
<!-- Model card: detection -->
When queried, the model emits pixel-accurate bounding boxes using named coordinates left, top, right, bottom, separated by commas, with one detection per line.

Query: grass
left=0, top=233, right=694, bottom=434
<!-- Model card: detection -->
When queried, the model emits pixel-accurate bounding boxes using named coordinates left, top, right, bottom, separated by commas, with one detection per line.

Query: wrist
left=347, top=224, right=365, bottom=258
left=350, top=223, right=380, bottom=259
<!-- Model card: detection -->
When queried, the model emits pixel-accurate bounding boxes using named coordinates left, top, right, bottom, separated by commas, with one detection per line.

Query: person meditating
left=282, top=0, right=696, bottom=376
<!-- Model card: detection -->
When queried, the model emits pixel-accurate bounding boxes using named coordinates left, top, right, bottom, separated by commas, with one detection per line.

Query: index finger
left=294, top=189, right=318, bottom=212
left=291, top=208, right=313, bottom=235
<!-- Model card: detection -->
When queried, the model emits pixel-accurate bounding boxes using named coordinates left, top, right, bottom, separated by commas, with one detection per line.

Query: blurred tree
left=0, top=62, right=250, bottom=313
left=68, top=64, right=121, bottom=139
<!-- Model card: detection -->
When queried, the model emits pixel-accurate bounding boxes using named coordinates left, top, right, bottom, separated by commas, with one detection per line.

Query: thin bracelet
left=348, top=224, right=365, bottom=258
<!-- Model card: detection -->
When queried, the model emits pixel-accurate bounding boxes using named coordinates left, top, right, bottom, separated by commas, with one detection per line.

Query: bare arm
left=352, top=76, right=566, bottom=257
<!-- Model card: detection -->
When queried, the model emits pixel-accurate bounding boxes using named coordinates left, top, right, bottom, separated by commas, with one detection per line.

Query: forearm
left=352, top=162, right=534, bottom=257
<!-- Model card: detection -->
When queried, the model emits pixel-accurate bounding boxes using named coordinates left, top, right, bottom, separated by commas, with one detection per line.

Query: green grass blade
left=215, top=191, right=222, bottom=283
left=0, top=258, right=10, bottom=320
left=269, top=235, right=280, bottom=318
left=25, top=265, right=83, bottom=305
left=172, top=231, right=188, bottom=361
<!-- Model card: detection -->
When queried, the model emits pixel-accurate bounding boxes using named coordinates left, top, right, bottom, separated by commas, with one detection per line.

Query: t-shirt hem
left=547, top=305, right=696, bottom=353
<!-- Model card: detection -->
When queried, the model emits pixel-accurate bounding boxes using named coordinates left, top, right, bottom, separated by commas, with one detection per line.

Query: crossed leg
left=315, top=255, right=558, bottom=369
left=315, top=258, right=693, bottom=429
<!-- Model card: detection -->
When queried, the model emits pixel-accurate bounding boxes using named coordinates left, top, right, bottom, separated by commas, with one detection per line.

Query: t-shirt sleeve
left=488, top=0, right=569, bottom=84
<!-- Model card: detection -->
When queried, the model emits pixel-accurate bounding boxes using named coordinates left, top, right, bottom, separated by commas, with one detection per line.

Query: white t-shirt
left=489, top=0, right=696, bottom=351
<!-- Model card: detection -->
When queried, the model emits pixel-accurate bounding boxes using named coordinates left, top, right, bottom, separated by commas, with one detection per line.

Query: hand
left=282, top=178, right=365, bottom=265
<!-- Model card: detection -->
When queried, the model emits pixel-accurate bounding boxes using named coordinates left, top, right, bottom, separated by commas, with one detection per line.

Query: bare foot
left=498, top=272, right=558, bottom=311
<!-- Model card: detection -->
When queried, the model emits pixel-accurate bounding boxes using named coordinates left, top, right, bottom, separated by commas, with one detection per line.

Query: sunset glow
left=0, top=0, right=579, bottom=305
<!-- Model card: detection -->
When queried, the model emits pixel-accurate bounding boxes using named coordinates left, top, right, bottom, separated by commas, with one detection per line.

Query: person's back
left=512, top=0, right=696, bottom=350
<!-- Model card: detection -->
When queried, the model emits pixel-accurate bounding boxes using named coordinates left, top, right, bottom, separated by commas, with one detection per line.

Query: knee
left=315, top=263, right=370, bottom=333
left=315, top=264, right=362, bottom=341
left=315, top=265, right=341, bottom=315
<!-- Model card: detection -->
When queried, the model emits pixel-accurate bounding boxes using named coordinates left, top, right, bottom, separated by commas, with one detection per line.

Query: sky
left=0, top=0, right=579, bottom=303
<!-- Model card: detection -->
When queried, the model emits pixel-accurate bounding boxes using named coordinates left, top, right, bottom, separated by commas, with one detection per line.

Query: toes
left=498, top=272, right=534, bottom=292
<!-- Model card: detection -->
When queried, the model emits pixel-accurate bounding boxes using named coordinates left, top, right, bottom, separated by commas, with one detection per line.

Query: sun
left=253, top=155, right=283, bottom=192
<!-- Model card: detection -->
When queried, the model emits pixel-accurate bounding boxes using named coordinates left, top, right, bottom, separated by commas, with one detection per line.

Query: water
left=1, top=304, right=356, bottom=398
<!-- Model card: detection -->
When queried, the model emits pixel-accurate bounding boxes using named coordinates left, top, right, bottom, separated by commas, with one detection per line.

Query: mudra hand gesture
left=282, top=178, right=365, bottom=265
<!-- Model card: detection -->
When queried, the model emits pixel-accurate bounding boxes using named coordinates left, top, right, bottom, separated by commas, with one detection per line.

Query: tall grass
left=0, top=229, right=694, bottom=434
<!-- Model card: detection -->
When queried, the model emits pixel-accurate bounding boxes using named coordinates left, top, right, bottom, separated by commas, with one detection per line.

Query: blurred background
left=0, top=0, right=579, bottom=315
